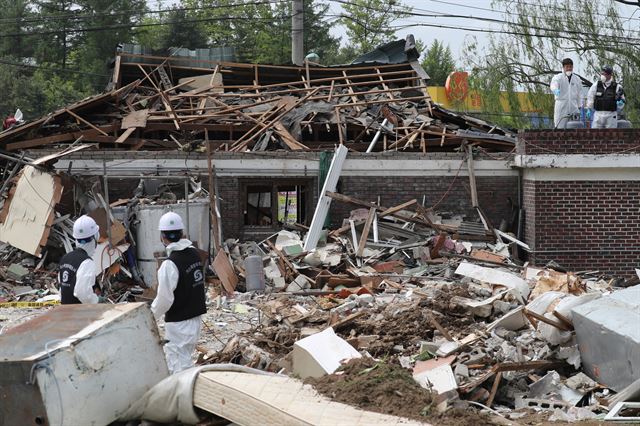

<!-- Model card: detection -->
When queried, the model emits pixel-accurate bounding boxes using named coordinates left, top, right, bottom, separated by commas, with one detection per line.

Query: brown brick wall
left=518, top=129, right=640, bottom=155
left=523, top=179, right=640, bottom=277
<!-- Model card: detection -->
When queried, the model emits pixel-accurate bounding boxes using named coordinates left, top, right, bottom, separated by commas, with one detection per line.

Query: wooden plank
left=356, top=207, right=376, bottom=257
left=378, top=199, right=417, bottom=218
left=121, top=109, right=149, bottom=129
left=329, top=310, right=366, bottom=329
left=65, top=109, right=109, bottom=136
left=486, top=371, right=502, bottom=408
left=427, top=312, right=453, bottom=341
left=524, top=308, right=572, bottom=331
left=137, top=64, right=181, bottom=130
left=334, top=107, right=344, bottom=145
left=115, top=127, right=136, bottom=144
left=341, top=71, right=362, bottom=112
left=212, top=250, right=238, bottom=294
left=206, top=129, right=221, bottom=253
left=266, top=240, right=297, bottom=279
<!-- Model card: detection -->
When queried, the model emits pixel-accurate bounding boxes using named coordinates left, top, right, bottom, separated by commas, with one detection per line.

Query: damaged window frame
left=241, top=179, right=312, bottom=229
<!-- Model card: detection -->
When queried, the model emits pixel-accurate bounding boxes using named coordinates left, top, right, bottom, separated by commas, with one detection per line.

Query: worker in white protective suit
left=151, top=212, right=207, bottom=374
left=58, top=215, right=105, bottom=304
left=550, top=58, right=583, bottom=129
left=586, top=65, right=625, bottom=129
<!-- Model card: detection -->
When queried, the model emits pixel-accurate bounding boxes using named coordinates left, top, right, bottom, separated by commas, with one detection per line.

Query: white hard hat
left=159, top=212, right=184, bottom=231
left=73, top=215, right=100, bottom=240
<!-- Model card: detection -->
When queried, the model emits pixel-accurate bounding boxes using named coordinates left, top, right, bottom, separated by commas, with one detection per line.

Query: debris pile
left=194, top=187, right=640, bottom=423
left=0, top=53, right=515, bottom=153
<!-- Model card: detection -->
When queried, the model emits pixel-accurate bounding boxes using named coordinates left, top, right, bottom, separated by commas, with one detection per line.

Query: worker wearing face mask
left=151, top=212, right=207, bottom=374
left=58, top=215, right=104, bottom=304
left=550, top=58, right=583, bottom=129
left=586, top=65, right=625, bottom=129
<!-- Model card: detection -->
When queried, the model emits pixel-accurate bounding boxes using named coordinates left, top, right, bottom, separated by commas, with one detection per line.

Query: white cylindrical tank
left=135, top=200, right=210, bottom=287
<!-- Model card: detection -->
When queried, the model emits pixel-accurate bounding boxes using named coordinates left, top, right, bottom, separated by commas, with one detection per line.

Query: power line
left=0, top=14, right=294, bottom=39
left=413, top=1, right=640, bottom=36
left=422, top=0, right=640, bottom=23
left=0, top=58, right=109, bottom=78
left=328, top=0, right=640, bottom=43
left=0, top=0, right=287, bottom=25
left=330, top=0, right=640, bottom=46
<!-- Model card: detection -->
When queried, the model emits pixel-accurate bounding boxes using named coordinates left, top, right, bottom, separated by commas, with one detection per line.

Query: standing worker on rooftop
left=550, top=58, right=583, bottom=129
left=151, top=212, right=207, bottom=374
left=586, top=65, right=625, bottom=129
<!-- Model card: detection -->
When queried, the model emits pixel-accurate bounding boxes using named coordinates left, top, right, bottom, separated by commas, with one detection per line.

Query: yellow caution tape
left=0, top=301, right=60, bottom=308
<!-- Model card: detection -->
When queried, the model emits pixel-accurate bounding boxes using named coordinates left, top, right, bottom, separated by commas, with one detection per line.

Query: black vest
left=165, top=247, right=207, bottom=322
left=59, top=248, right=90, bottom=304
left=594, top=81, right=617, bottom=112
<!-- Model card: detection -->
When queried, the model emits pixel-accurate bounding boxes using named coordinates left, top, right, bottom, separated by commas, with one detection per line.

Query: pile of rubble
left=194, top=186, right=640, bottom=423
left=0, top=39, right=515, bottom=154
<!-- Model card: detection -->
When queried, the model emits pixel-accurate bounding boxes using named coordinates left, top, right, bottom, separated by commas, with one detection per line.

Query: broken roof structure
left=0, top=39, right=514, bottom=154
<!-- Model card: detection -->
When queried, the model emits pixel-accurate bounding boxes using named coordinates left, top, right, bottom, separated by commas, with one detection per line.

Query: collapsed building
left=0, top=39, right=639, bottom=425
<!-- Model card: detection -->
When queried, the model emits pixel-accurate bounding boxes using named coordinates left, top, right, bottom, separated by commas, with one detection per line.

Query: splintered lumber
left=213, top=250, right=238, bottom=294
left=325, top=191, right=439, bottom=230
left=65, top=109, right=109, bottom=136
left=266, top=240, right=298, bottom=279
left=356, top=208, right=376, bottom=258
left=115, top=128, right=136, bottom=143
left=378, top=199, right=417, bottom=218
left=524, top=308, right=573, bottom=331
left=121, top=109, right=149, bottom=129
left=486, top=372, right=502, bottom=408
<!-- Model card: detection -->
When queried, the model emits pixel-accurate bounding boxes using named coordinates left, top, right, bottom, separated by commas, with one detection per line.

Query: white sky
left=327, top=0, right=640, bottom=77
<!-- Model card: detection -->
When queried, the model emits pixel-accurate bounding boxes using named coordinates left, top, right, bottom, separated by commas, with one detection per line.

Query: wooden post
left=206, top=129, right=221, bottom=253
left=466, top=143, right=479, bottom=208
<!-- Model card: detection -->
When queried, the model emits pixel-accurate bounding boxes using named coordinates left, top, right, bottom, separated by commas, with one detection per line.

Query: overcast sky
left=327, top=0, right=640, bottom=77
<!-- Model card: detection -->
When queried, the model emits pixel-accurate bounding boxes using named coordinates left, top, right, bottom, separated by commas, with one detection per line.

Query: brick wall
left=216, top=175, right=517, bottom=241
left=518, top=129, right=640, bottom=155
left=330, top=176, right=518, bottom=230
left=524, top=180, right=640, bottom=277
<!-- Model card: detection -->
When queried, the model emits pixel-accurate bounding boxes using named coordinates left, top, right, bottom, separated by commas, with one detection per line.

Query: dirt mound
left=308, top=358, right=434, bottom=421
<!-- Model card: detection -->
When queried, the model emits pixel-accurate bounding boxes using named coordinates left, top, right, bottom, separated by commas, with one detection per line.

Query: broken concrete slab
left=6, top=263, right=29, bottom=280
left=455, top=262, right=530, bottom=302
left=291, top=327, right=361, bottom=379
left=572, top=285, right=640, bottom=392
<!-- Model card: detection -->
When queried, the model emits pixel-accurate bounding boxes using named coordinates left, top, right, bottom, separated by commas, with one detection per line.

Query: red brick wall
left=524, top=179, right=640, bottom=277
left=518, top=129, right=640, bottom=155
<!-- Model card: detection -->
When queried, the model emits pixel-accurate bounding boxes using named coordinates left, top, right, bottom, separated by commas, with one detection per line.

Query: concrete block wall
left=519, top=129, right=640, bottom=277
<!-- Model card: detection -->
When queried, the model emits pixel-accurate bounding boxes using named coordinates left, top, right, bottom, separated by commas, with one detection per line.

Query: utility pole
left=291, top=0, right=304, bottom=66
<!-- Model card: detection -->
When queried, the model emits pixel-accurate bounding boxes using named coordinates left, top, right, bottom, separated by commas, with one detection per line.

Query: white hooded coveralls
left=57, top=241, right=99, bottom=304
left=550, top=72, right=583, bottom=128
left=151, top=239, right=203, bottom=374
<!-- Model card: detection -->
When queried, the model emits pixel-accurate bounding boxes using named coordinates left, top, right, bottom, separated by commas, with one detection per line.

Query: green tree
left=420, top=40, right=456, bottom=86
left=464, top=0, right=639, bottom=127
left=339, top=0, right=411, bottom=54
left=74, top=0, right=147, bottom=87
left=0, top=0, right=35, bottom=59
